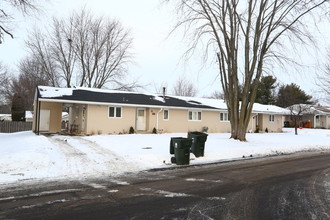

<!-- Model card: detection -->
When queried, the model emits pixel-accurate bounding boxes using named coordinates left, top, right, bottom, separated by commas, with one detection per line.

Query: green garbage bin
left=170, top=137, right=192, bottom=165
left=188, top=131, right=208, bottom=157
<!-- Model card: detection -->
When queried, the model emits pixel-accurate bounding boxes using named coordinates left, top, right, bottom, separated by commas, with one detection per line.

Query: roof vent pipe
left=162, top=87, right=166, bottom=99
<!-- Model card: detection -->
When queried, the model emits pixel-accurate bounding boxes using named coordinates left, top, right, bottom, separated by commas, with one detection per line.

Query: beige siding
left=34, top=101, right=62, bottom=133
left=259, top=114, right=283, bottom=132
left=150, top=108, right=231, bottom=133
left=85, top=105, right=136, bottom=135
left=35, top=102, right=285, bottom=134
left=84, top=106, right=234, bottom=134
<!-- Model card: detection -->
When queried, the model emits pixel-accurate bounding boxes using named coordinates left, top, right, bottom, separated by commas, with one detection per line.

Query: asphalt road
left=0, top=151, right=329, bottom=220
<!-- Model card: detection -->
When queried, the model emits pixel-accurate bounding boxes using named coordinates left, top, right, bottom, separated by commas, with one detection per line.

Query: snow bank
left=0, top=128, right=329, bottom=186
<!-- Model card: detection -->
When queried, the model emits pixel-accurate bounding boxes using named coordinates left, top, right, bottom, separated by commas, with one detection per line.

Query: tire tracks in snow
left=49, top=135, right=139, bottom=178
left=307, top=168, right=330, bottom=219
left=71, top=137, right=139, bottom=174
left=49, top=136, right=101, bottom=177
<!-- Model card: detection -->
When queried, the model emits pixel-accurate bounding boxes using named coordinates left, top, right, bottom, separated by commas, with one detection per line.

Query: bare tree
left=0, top=62, right=9, bottom=86
left=168, top=0, right=328, bottom=141
left=0, top=0, right=38, bottom=43
left=153, top=81, right=169, bottom=95
left=0, top=62, right=10, bottom=104
left=172, top=76, right=198, bottom=97
left=50, top=17, right=76, bottom=88
left=318, top=49, right=330, bottom=103
left=73, top=10, right=133, bottom=88
left=1, top=57, right=53, bottom=110
left=287, top=104, right=314, bottom=135
left=26, top=9, right=134, bottom=89
left=206, top=90, right=224, bottom=99
left=26, top=31, right=61, bottom=87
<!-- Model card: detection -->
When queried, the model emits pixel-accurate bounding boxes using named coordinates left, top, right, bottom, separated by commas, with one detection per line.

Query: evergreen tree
left=11, top=94, right=26, bottom=121
left=276, top=83, right=313, bottom=108
left=255, top=76, right=277, bottom=105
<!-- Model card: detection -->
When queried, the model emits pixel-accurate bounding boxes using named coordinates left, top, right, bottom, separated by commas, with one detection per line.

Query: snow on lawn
left=0, top=128, right=329, bottom=186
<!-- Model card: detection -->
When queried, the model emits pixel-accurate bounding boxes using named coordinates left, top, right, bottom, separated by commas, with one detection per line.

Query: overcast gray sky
left=0, top=0, right=329, bottom=102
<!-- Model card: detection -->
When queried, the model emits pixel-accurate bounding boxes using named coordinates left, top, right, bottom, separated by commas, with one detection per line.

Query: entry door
left=81, top=107, right=86, bottom=132
left=136, top=108, right=146, bottom=131
left=40, top=109, right=50, bottom=132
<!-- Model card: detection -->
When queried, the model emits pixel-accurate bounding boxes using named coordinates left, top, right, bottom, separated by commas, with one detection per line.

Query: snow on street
left=0, top=128, right=329, bottom=186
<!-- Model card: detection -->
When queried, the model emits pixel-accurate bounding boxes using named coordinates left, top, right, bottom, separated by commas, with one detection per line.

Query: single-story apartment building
left=33, top=86, right=289, bottom=135
left=285, top=104, right=330, bottom=129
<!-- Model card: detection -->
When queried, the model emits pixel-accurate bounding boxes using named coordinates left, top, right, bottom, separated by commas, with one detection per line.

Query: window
left=220, top=112, right=229, bottom=121
left=109, top=106, right=122, bottom=118
left=188, top=110, right=202, bottom=121
left=163, top=109, right=169, bottom=120
left=269, top=114, right=275, bottom=122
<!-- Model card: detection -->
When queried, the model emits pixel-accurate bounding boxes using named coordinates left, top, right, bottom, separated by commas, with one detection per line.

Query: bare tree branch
left=167, top=0, right=329, bottom=141
left=172, top=75, right=198, bottom=97
left=0, top=0, right=39, bottom=43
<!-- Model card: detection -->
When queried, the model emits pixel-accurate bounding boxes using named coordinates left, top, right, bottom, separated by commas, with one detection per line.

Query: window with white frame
left=109, top=106, right=122, bottom=118
left=269, top=114, right=275, bottom=122
left=220, top=112, right=229, bottom=121
left=188, top=110, right=202, bottom=121
left=163, top=109, right=169, bottom=120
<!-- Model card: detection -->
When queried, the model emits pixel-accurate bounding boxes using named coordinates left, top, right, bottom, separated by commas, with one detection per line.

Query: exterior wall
left=247, top=114, right=257, bottom=133
left=149, top=108, right=231, bottom=133
left=316, top=115, right=329, bottom=129
left=259, top=114, right=283, bottom=132
left=34, top=102, right=285, bottom=135
left=83, top=105, right=285, bottom=134
left=85, top=105, right=136, bottom=135
left=84, top=106, right=236, bottom=134
left=33, top=101, right=62, bottom=133
left=69, top=104, right=87, bottom=134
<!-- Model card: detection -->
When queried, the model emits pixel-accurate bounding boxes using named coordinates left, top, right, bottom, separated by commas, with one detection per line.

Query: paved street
left=1, top=151, right=329, bottom=220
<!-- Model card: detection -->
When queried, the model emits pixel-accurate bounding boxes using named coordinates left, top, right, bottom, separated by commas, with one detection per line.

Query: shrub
left=129, top=126, right=135, bottom=134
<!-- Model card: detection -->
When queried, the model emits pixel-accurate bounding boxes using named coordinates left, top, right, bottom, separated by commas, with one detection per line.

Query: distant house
left=25, top=111, right=34, bottom=122
left=286, top=105, right=330, bottom=129
left=32, top=86, right=289, bottom=135
left=0, top=114, right=11, bottom=121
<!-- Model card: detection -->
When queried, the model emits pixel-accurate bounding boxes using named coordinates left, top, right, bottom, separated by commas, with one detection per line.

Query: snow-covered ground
left=0, top=128, right=329, bottom=186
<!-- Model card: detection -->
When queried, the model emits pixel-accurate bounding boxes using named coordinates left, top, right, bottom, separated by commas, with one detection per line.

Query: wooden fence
left=0, top=121, right=33, bottom=133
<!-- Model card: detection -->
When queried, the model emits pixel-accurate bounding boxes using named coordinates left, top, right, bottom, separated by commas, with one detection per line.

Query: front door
left=136, top=108, right=146, bottom=131
left=81, top=107, right=86, bottom=133
left=40, top=109, right=50, bottom=132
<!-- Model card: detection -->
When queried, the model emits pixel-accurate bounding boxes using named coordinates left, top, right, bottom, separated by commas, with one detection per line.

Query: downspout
left=255, top=113, right=259, bottom=132
left=34, top=94, right=38, bottom=134
left=314, top=114, right=318, bottom=128
left=34, top=87, right=41, bottom=135
left=251, top=115, right=257, bottom=133
left=37, top=99, right=41, bottom=135
left=156, top=108, right=163, bottom=131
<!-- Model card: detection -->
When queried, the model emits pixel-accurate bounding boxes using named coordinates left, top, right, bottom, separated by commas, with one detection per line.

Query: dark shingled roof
left=37, top=87, right=217, bottom=110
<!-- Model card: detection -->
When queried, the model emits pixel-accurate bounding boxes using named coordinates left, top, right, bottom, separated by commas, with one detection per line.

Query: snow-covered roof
left=252, top=103, right=291, bottom=115
left=287, top=104, right=330, bottom=115
left=36, top=86, right=288, bottom=114
left=25, top=111, right=33, bottom=119
left=38, top=86, right=73, bottom=98
left=0, top=114, right=11, bottom=121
